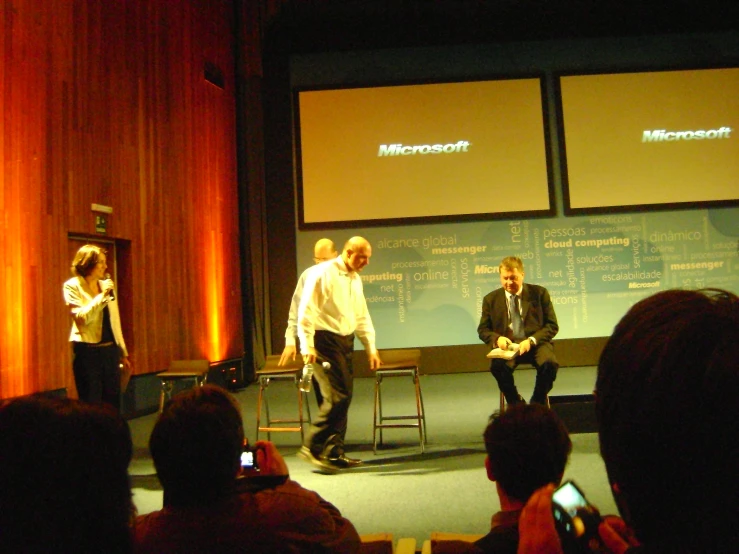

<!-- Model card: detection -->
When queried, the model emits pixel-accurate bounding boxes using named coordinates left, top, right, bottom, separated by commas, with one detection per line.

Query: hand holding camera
left=241, top=440, right=289, bottom=478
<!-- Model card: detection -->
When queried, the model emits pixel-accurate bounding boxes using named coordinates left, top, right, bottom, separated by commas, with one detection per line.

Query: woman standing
left=63, top=244, right=131, bottom=409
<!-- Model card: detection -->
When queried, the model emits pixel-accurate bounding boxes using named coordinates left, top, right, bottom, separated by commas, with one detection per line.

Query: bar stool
left=157, top=359, right=210, bottom=412
left=373, top=348, right=426, bottom=453
left=255, top=355, right=312, bottom=442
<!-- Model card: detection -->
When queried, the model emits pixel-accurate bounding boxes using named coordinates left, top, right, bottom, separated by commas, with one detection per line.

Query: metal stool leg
left=159, top=380, right=174, bottom=413
left=255, top=377, right=266, bottom=440
left=263, top=378, right=272, bottom=442
left=294, top=374, right=305, bottom=442
left=418, top=372, right=427, bottom=444
left=413, top=369, right=425, bottom=452
left=377, top=374, right=385, bottom=447
left=373, top=374, right=381, bottom=453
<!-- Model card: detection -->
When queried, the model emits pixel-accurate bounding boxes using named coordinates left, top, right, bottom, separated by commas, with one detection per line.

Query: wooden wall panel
left=0, top=0, right=243, bottom=399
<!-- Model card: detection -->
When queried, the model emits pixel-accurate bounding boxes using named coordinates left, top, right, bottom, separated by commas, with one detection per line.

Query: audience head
left=0, top=395, right=134, bottom=553
left=313, top=238, right=337, bottom=263
left=150, top=384, right=244, bottom=507
left=483, top=403, right=571, bottom=503
left=596, top=288, right=739, bottom=549
left=71, top=243, right=107, bottom=277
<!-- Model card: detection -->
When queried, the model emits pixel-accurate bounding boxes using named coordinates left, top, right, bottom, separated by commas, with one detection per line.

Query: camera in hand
left=241, top=446, right=259, bottom=471
left=552, top=480, right=606, bottom=552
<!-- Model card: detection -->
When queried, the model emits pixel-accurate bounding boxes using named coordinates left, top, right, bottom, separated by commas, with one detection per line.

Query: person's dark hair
left=0, top=395, right=134, bottom=553
left=71, top=244, right=106, bottom=277
left=149, top=384, right=244, bottom=507
left=484, top=403, right=571, bottom=501
left=596, top=288, right=739, bottom=550
left=499, top=256, right=524, bottom=273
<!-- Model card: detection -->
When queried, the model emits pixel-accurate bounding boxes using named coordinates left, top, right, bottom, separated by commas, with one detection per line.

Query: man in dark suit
left=477, top=256, right=559, bottom=405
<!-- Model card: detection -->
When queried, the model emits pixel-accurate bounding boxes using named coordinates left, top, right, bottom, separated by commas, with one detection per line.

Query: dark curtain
left=234, top=0, right=277, bottom=382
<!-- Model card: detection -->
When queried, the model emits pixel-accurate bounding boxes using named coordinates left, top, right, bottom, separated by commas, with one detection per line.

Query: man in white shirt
left=296, top=237, right=382, bottom=471
left=278, top=238, right=337, bottom=367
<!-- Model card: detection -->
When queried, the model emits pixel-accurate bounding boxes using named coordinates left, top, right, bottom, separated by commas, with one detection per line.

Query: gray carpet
left=129, top=367, right=618, bottom=547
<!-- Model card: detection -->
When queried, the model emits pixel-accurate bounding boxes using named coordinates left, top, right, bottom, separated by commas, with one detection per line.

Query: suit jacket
left=63, top=276, right=128, bottom=357
left=477, top=283, right=558, bottom=350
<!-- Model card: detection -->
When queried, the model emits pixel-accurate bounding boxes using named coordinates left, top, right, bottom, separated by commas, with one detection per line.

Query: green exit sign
left=95, top=214, right=107, bottom=234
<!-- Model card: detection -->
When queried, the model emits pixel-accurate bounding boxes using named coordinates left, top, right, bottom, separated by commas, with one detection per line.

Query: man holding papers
left=477, top=256, right=559, bottom=405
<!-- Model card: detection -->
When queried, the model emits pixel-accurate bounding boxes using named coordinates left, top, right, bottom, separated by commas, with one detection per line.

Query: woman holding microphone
left=63, top=244, right=131, bottom=410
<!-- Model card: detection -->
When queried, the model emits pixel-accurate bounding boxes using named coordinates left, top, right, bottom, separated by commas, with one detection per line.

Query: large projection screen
left=559, top=67, right=739, bottom=214
left=295, top=78, right=554, bottom=228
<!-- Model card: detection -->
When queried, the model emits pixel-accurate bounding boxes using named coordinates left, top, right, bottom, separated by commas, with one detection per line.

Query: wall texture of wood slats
left=0, top=0, right=243, bottom=399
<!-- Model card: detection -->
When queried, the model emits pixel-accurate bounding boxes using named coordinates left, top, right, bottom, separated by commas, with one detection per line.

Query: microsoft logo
left=642, top=127, right=732, bottom=142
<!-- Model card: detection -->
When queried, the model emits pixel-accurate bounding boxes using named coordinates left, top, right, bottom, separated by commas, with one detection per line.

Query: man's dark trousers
left=490, top=342, right=558, bottom=404
left=305, top=330, right=355, bottom=458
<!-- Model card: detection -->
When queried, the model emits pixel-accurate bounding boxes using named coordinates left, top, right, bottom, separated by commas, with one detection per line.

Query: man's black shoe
left=325, top=454, right=363, bottom=469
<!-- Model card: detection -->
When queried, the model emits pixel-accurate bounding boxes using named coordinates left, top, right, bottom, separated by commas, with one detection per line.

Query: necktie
left=510, top=295, right=525, bottom=341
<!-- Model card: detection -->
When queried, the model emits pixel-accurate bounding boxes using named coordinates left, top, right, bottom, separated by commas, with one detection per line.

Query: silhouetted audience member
left=518, top=288, right=739, bottom=553
left=433, top=404, right=571, bottom=554
left=0, top=395, right=134, bottom=554
left=133, top=384, right=360, bottom=553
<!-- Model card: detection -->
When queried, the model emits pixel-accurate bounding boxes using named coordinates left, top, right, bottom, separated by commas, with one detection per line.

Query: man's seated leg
left=531, top=343, right=558, bottom=404
left=490, top=359, right=524, bottom=405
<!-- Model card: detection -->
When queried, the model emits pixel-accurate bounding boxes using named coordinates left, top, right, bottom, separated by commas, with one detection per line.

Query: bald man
left=296, top=237, right=382, bottom=471
left=278, top=238, right=337, bottom=367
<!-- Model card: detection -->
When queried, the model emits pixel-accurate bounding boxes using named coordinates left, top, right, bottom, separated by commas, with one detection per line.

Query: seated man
left=518, top=288, right=739, bottom=553
left=0, top=396, right=134, bottom=554
left=433, top=404, right=571, bottom=554
left=478, top=256, right=559, bottom=405
left=133, top=384, right=360, bottom=553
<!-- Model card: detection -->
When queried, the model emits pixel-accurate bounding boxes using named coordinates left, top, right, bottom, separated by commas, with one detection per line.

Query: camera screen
left=552, top=481, right=594, bottom=539
left=240, top=450, right=255, bottom=468
left=553, top=481, right=589, bottom=517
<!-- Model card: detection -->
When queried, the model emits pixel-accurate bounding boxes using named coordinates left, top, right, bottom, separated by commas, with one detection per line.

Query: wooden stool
left=157, top=359, right=209, bottom=412
left=255, top=355, right=312, bottom=442
left=373, top=349, right=426, bottom=453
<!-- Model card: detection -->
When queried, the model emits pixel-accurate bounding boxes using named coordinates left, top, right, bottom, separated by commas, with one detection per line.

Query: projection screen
left=295, top=77, right=555, bottom=228
left=558, top=67, right=739, bottom=214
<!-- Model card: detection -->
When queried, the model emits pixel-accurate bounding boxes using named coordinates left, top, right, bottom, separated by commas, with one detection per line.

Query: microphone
left=104, top=273, right=116, bottom=301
